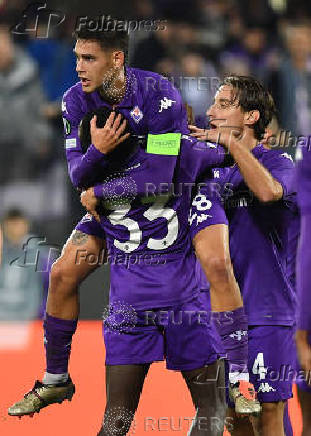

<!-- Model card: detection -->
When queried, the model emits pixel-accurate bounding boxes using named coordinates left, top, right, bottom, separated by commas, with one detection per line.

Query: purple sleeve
left=180, top=137, right=231, bottom=180
left=62, top=88, right=109, bottom=188
left=262, top=151, right=296, bottom=199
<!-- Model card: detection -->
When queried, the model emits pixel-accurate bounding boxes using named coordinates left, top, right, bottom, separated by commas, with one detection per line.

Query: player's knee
left=50, top=259, right=78, bottom=288
left=260, top=402, right=284, bottom=425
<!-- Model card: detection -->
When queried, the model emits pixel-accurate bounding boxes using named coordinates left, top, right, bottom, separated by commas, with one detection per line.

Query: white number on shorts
left=252, top=352, right=268, bottom=380
left=107, top=197, right=178, bottom=253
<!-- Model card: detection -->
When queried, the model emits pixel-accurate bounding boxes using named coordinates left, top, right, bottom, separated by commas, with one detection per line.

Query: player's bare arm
left=212, top=129, right=283, bottom=202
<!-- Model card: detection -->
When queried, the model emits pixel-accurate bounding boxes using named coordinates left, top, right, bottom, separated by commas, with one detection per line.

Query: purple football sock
left=44, top=314, right=78, bottom=375
left=213, top=306, right=249, bottom=383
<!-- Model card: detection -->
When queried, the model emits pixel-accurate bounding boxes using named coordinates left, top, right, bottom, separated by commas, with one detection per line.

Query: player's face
left=74, top=40, right=121, bottom=93
left=207, top=85, right=245, bottom=130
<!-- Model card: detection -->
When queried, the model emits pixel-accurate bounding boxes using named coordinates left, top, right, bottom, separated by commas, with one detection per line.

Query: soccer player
left=295, top=143, right=311, bottom=436
left=189, top=76, right=299, bottom=436
left=8, top=27, right=256, bottom=422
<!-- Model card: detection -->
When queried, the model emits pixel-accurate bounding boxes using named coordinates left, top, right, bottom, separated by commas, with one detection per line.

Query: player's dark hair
left=74, top=23, right=129, bottom=63
left=79, top=106, right=137, bottom=161
left=2, top=208, right=27, bottom=222
left=221, top=75, right=276, bottom=140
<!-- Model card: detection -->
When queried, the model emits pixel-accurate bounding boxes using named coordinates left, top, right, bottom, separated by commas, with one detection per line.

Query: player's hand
left=188, top=125, right=208, bottom=141
left=80, top=187, right=100, bottom=223
left=206, top=126, right=243, bottom=150
left=90, top=112, right=130, bottom=154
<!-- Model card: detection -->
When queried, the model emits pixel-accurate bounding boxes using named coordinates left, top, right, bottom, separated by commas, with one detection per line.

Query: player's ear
left=244, top=110, right=260, bottom=127
left=112, top=50, right=124, bottom=68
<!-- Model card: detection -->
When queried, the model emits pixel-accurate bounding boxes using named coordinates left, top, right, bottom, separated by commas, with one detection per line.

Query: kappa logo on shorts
left=258, top=382, right=276, bottom=393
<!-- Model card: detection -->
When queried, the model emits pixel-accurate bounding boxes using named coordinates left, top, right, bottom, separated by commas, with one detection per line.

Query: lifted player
left=189, top=76, right=299, bottom=436
left=9, top=28, right=257, bottom=420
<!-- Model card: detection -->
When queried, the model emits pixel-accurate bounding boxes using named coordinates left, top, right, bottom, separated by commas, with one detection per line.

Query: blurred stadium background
left=0, top=0, right=309, bottom=434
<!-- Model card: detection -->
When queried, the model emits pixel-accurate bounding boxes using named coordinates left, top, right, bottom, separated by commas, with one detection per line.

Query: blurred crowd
left=0, top=0, right=311, bottom=319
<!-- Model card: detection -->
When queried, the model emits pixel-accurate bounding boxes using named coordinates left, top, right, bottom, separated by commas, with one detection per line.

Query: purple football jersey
left=62, top=67, right=188, bottom=189
left=296, top=145, right=311, bottom=331
left=99, top=136, right=228, bottom=310
left=62, top=67, right=229, bottom=310
left=192, top=145, right=299, bottom=326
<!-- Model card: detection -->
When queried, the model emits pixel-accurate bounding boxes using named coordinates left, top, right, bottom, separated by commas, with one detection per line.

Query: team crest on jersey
left=130, top=106, right=143, bottom=123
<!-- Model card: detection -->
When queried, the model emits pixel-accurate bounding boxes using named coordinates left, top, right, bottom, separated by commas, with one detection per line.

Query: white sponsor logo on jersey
left=258, top=382, right=276, bottom=393
left=159, top=97, right=176, bottom=112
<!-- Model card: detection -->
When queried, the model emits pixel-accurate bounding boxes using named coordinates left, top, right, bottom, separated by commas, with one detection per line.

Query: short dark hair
left=74, top=24, right=129, bottom=62
left=221, top=75, right=276, bottom=140
left=3, top=208, right=27, bottom=222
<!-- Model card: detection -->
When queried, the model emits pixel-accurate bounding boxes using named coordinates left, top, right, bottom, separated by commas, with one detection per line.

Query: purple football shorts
left=103, top=291, right=223, bottom=371
left=247, top=325, right=295, bottom=403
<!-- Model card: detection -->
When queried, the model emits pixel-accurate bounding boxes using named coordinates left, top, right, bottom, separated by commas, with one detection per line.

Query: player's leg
left=97, top=364, right=150, bottom=436
left=190, top=193, right=259, bottom=415
left=297, top=385, right=311, bottom=436
left=8, top=214, right=106, bottom=417
left=193, top=224, right=242, bottom=313
left=244, top=326, right=295, bottom=436
left=226, top=407, right=255, bottom=436
left=250, top=401, right=286, bottom=436
left=164, top=293, right=227, bottom=435
left=97, top=305, right=164, bottom=434
left=46, top=227, right=105, bottom=320
left=182, top=360, right=226, bottom=435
